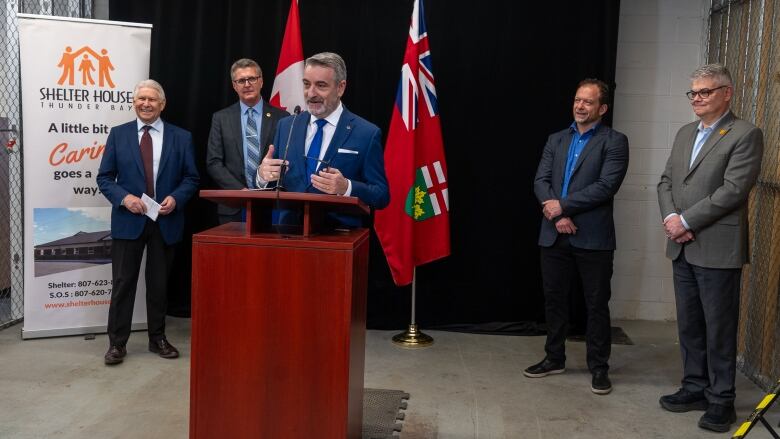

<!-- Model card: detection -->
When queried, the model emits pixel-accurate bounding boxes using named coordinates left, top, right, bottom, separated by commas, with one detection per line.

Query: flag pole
left=392, top=267, right=434, bottom=347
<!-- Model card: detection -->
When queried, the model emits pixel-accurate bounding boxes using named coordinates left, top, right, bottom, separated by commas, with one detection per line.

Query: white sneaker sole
left=523, top=367, right=565, bottom=378
left=591, top=385, right=613, bottom=395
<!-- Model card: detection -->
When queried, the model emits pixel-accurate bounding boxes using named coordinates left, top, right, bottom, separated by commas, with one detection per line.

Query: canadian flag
left=270, top=0, right=305, bottom=112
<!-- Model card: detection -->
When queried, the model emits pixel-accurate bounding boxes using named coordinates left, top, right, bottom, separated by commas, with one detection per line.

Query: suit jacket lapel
left=680, top=125, right=698, bottom=173
left=570, top=126, right=606, bottom=177
left=258, top=101, right=273, bottom=153
left=686, top=112, right=736, bottom=177
left=130, top=124, right=145, bottom=176
left=157, top=121, right=173, bottom=179
left=228, top=103, right=244, bottom=164
left=554, top=130, right=573, bottom=191
left=290, top=113, right=310, bottom=164
left=322, top=107, right=354, bottom=167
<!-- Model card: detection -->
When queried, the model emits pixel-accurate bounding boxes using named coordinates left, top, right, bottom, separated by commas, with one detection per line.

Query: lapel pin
left=347, top=125, right=352, bottom=130
left=719, top=129, right=728, bottom=135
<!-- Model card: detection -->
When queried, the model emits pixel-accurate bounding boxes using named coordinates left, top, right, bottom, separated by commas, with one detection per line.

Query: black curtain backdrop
left=109, top=0, right=621, bottom=331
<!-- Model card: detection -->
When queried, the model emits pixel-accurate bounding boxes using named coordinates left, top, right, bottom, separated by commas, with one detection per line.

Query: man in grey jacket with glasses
left=657, top=63, right=763, bottom=433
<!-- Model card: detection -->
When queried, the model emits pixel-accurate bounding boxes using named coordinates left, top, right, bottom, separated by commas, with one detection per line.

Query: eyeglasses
left=304, top=155, right=330, bottom=172
left=233, top=76, right=260, bottom=86
left=686, top=85, right=728, bottom=100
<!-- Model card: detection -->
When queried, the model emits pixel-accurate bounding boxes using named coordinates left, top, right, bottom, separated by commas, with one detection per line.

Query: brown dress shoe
left=104, top=345, right=127, bottom=365
left=149, top=338, right=179, bottom=359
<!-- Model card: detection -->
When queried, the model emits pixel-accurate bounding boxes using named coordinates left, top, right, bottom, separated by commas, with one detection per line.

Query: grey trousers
left=672, top=248, right=741, bottom=405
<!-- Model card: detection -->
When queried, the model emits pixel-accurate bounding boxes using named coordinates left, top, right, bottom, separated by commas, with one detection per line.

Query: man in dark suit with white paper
left=97, top=79, right=199, bottom=365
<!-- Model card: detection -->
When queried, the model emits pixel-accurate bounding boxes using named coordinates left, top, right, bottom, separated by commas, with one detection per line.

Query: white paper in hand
left=141, top=193, right=161, bottom=221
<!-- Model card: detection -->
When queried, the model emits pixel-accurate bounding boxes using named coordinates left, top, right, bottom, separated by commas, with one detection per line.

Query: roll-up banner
left=18, top=14, right=152, bottom=338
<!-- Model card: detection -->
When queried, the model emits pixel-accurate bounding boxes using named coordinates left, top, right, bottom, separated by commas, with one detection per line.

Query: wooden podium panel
left=190, top=223, right=368, bottom=439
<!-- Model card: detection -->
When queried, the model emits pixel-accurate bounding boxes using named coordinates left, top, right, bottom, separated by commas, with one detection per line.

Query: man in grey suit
left=206, top=58, right=289, bottom=223
left=526, top=79, right=629, bottom=395
left=658, top=64, right=763, bottom=433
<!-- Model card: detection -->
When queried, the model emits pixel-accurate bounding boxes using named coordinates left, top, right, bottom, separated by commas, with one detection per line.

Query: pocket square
left=337, top=148, right=359, bottom=155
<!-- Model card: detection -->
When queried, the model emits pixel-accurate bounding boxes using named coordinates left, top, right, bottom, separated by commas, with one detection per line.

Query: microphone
left=276, top=105, right=301, bottom=192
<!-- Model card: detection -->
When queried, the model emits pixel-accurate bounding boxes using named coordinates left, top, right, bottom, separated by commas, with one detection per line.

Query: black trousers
left=540, top=236, right=614, bottom=372
left=673, top=248, right=741, bottom=405
left=107, top=220, right=175, bottom=346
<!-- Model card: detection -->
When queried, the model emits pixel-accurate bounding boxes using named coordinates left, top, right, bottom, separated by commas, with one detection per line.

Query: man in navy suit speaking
left=256, top=52, right=389, bottom=228
left=97, top=79, right=199, bottom=365
left=525, top=79, right=629, bottom=395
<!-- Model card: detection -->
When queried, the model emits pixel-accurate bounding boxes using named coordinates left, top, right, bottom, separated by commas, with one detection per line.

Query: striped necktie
left=245, top=108, right=260, bottom=188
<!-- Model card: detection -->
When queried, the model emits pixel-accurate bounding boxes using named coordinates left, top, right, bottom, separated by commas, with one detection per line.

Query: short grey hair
left=230, top=58, right=262, bottom=80
left=690, top=63, right=733, bottom=87
left=134, top=79, right=165, bottom=102
left=305, top=52, right=347, bottom=83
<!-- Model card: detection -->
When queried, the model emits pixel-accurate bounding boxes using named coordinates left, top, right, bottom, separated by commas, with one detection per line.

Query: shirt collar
left=569, top=121, right=600, bottom=136
left=137, top=117, right=163, bottom=132
left=311, top=102, right=343, bottom=128
left=697, top=110, right=730, bottom=132
left=239, top=99, right=264, bottom=116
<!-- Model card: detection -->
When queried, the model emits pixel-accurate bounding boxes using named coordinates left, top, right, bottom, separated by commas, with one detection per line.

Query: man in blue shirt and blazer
left=526, top=79, right=629, bottom=395
left=97, top=79, right=199, bottom=365
left=256, top=52, right=389, bottom=228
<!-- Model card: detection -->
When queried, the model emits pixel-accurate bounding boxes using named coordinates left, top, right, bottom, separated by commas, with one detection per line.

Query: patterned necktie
left=306, top=119, right=328, bottom=180
left=245, top=108, right=260, bottom=188
left=140, top=125, right=154, bottom=197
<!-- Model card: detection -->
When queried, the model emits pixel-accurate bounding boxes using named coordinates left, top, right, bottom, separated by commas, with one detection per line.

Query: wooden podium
left=190, top=190, right=370, bottom=439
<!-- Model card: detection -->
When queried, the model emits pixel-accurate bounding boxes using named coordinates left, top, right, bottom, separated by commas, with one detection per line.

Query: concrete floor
left=0, top=318, right=777, bottom=438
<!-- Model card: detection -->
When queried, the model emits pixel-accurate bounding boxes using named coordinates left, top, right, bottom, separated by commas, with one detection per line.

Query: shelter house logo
left=57, top=46, right=115, bottom=88
left=39, top=44, right=133, bottom=111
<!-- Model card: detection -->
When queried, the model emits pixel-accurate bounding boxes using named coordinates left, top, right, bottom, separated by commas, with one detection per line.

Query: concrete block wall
left=610, top=0, right=709, bottom=320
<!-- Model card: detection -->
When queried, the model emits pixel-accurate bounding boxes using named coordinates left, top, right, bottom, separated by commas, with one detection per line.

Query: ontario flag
left=375, top=0, right=450, bottom=287
left=270, top=0, right=305, bottom=112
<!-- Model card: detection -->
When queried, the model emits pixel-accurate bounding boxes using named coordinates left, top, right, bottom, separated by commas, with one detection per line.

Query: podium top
left=199, top=189, right=370, bottom=216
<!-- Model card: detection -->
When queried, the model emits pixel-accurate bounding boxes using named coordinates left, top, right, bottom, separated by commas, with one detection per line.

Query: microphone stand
left=275, top=106, right=301, bottom=235
left=276, top=105, right=301, bottom=192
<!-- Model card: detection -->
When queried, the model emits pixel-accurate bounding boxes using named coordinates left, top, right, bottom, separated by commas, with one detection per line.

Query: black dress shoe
left=104, top=345, right=127, bottom=365
left=591, top=370, right=612, bottom=395
left=523, top=358, right=565, bottom=378
left=149, top=338, right=179, bottom=359
left=698, top=403, right=736, bottom=432
left=659, top=388, right=708, bottom=412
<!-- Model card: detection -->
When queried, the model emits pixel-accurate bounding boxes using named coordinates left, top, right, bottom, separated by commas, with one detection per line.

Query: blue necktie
left=306, top=119, right=328, bottom=181
left=245, top=108, right=260, bottom=188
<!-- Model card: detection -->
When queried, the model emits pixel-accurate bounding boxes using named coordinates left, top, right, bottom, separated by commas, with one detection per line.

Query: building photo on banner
left=18, top=14, right=151, bottom=338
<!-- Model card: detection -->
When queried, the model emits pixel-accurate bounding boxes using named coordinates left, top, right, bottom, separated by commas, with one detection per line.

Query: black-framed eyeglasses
left=233, top=76, right=260, bottom=86
left=304, top=155, right=330, bottom=173
left=686, top=85, right=728, bottom=100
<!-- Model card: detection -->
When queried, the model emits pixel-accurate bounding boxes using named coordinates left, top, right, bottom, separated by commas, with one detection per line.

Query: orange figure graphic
left=56, top=46, right=78, bottom=85
left=78, top=54, right=96, bottom=85
left=83, top=47, right=116, bottom=88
